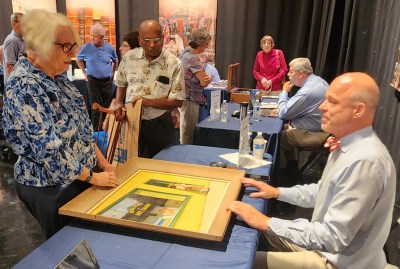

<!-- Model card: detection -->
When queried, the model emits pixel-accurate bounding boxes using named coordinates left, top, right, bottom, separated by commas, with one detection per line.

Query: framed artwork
left=60, top=158, right=244, bottom=241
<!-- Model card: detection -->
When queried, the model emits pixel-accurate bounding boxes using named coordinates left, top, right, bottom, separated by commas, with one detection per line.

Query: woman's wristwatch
left=84, top=169, right=93, bottom=183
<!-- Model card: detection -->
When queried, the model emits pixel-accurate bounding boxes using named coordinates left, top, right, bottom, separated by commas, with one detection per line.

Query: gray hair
left=10, top=12, right=23, bottom=25
left=22, top=9, right=81, bottom=59
left=90, top=23, right=105, bottom=36
left=188, top=30, right=211, bottom=49
left=289, top=58, right=313, bottom=75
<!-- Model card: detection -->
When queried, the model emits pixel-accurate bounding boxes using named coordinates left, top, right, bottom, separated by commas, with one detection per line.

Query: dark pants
left=15, top=180, right=90, bottom=239
left=87, top=76, right=113, bottom=130
left=139, top=112, right=174, bottom=158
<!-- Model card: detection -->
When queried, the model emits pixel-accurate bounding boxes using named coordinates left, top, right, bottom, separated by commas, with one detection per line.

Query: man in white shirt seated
left=229, top=72, right=396, bottom=269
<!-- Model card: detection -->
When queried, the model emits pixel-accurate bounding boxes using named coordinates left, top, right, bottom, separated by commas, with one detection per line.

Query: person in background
left=102, top=31, right=141, bottom=132
left=276, top=58, right=329, bottom=172
left=119, top=30, right=140, bottom=58
left=199, top=52, right=220, bottom=84
left=229, top=72, right=396, bottom=269
left=253, top=35, right=287, bottom=95
left=179, top=30, right=212, bottom=144
left=115, top=20, right=185, bottom=158
left=76, top=23, right=118, bottom=130
left=0, top=45, right=4, bottom=93
left=2, top=9, right=118, bottom=239
left=2, top=12, right=24, bottom=84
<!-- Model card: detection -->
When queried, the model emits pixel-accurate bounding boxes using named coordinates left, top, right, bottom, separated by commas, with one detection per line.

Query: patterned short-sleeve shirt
left=180, top=47, right=205, bottom=104
left=115, top=48, right=185, bottom=120
left=2, top=55, right=97, bottom=188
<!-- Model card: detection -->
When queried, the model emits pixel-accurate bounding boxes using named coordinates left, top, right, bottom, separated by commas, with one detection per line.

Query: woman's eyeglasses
left=54, top=42, right=78, bottom=54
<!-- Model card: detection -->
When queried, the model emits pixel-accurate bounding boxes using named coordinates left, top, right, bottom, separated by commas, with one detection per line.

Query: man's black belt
left=87, top=75, right=110, bottom=82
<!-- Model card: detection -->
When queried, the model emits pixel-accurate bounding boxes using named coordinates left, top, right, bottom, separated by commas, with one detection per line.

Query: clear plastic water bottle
left=253, top=99, right=260, bottom=121
left=220, top=100, right=228, bottom=122
left=253, top=132, right=266, bottom=164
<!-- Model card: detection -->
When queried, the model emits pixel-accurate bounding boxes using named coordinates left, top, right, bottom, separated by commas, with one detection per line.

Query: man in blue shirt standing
left=76, top=23, right=118, bottom=130
left=275, top=58, right=329, bottom=171
left=2, top=12, right=24, bottom=85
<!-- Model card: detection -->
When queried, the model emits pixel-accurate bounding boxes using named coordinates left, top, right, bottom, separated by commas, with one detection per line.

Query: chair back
left=92, top=100, right=142, bottom=167
left=227, top=63, right=240, bottom=93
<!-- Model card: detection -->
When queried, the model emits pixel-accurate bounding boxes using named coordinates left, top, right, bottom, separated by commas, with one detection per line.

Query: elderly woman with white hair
left=179, top=30, right=212, bottom=144
left=2, top=9, right=118, bottom=239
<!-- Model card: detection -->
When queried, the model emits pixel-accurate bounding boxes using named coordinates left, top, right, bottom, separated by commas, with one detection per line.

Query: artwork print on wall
left=159, top=0, right=217, bottom=63
left=390, top=46, right=400, bottom=91
left=66, top=0, right=117, bottom=49
left=12, top=0, right=56, bottom=13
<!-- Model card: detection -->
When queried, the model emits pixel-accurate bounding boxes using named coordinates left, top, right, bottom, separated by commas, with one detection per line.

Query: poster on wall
left=66, top=0, right=116, bottom=49
left=159, top=0, right=217, bottom=63
left=390, top=46, right=400, bottom=92
left=12, top=0, right=56, bottom=13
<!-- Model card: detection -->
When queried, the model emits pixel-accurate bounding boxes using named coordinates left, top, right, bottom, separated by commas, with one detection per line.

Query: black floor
left=0, top=151, right=399, bottom=268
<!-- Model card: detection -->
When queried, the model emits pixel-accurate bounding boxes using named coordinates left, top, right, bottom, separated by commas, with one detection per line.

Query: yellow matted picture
left=60, top=158, right=244, bottom=241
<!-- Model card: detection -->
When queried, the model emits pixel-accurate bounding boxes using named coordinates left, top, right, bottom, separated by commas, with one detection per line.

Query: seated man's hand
left=240, top=177, right=280, bottom=199
left=282, top=81, right=294, bottom=92
left=228, top=201, right=270, bottom=231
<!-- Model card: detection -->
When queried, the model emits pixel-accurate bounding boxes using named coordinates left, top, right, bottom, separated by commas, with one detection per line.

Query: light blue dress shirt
left=205, top=64, right=221, bottom=83
left=269, top=126, right=396, bottom=269
left=277, top=74, right=328, bottom=131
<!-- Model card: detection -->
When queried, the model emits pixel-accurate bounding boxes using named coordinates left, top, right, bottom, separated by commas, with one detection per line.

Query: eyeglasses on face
left=140, top=37, right=163, bottom=45
left=121, top=44, right=131, bottom=48
left=54, top=42, right=78, bottom=54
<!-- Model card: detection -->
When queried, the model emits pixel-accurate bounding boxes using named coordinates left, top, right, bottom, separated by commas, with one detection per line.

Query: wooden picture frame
left=59, top=158, right=244, bottom=242
left=227, top=63, right=240, bottom=93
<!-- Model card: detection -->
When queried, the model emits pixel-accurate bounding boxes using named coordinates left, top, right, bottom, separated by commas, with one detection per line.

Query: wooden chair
left=92, top=100, right=142, bottom=167
left=227, top=63, right=240, bottom=93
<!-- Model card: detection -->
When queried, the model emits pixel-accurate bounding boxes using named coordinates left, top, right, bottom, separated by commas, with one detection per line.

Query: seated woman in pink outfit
left=253, top=35, right=288, bottom=95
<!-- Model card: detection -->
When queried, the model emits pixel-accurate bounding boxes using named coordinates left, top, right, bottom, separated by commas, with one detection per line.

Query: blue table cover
left=14, top=146, right=270, bottom=269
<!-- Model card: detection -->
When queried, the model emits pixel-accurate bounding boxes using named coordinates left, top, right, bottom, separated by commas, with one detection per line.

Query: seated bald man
left=229, top=72, right=396, bottom=269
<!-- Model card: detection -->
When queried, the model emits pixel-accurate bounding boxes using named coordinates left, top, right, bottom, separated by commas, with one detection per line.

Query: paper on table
left=219, top=152, right=272, bottom=169
left=261, top=102, right=278, bottom=109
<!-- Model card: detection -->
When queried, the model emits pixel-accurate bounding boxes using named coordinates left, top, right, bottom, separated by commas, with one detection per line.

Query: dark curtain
left=215, top=0, right=375, bottom=88
left=0, top=1, right=13, bottom=42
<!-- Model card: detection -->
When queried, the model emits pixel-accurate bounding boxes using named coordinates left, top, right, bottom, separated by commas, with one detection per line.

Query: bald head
left=333, top=72, right=379, bottom=117
left=139, top=20, right=162, bottom=37
left=320, top=72, right=380, bottom=138
left=138, top=20, right=163, bottom=62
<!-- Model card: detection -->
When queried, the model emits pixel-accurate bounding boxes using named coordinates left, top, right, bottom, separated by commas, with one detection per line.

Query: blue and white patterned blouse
left=2, top=55, right=97, bottom=188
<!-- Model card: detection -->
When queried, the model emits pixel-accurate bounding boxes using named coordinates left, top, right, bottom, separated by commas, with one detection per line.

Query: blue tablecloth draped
left=14, top=145, right=270, bottom=269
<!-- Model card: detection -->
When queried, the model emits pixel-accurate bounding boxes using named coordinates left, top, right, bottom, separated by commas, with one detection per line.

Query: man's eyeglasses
left=141, top=37, right=163, bottom=45
left=54, top=42, right=78, bottom=54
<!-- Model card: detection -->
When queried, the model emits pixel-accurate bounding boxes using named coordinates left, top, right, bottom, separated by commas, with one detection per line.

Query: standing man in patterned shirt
left=115, top=20, right=185, bottom=158
left=76, top=23, right=118, bottom=130
left=179, top=30, right=212, bottom=144
left=3, top=12, right=24, bottom=84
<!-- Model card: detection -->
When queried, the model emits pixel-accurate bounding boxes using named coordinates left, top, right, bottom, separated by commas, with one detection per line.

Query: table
left=194, top=102, right=283, bottom=155
left=198, top=86, right=230, bottom=122
left=154, top=144, right=272, bottom=180
left=14, top=147, right=269, bottom=269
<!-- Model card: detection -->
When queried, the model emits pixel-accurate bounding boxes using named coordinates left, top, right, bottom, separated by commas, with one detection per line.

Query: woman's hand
left=90, top=171, right=119, bottom=187
left=261, top=78, right=271, bottom=89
